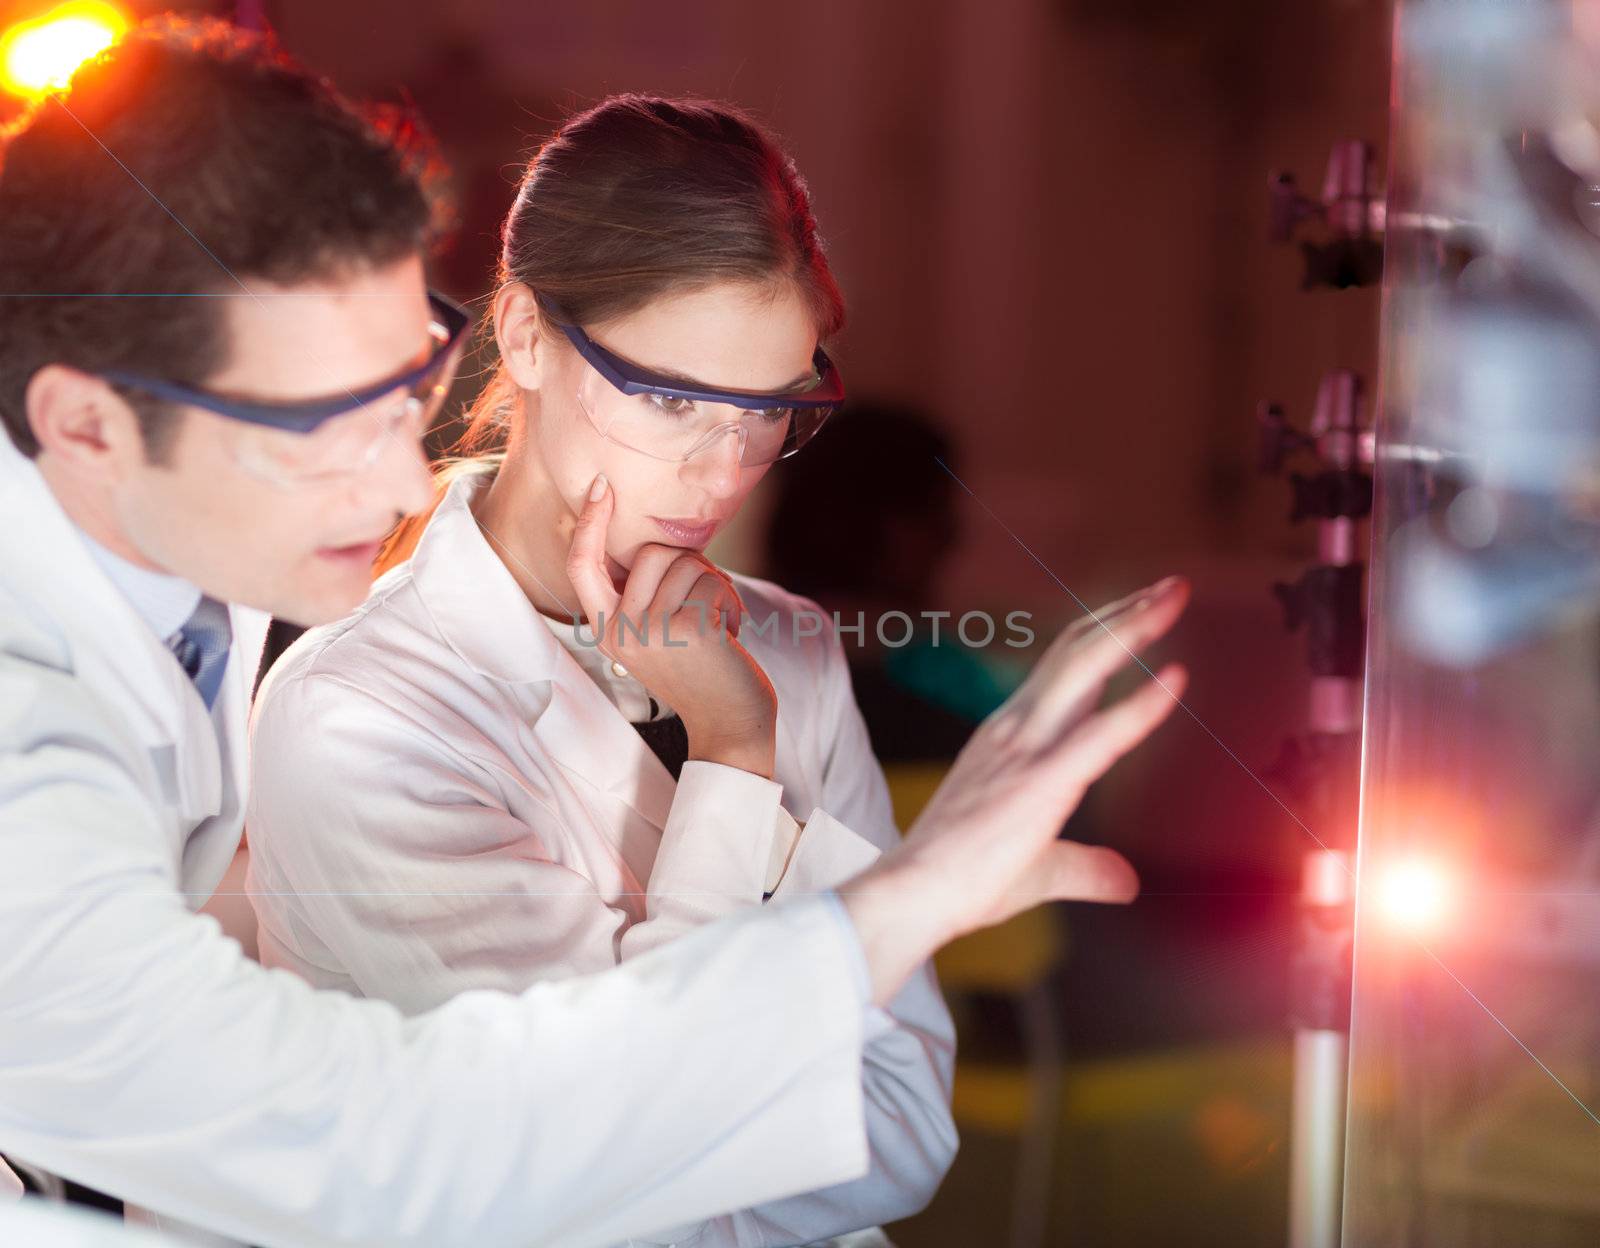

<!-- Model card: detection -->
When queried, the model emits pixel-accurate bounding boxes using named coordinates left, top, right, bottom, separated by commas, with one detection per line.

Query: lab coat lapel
left=0, top=436, right=188, bottom=751
left=0, top=435, right=269, bottom=857
left=535, top=648, right=678, bottom=841
left=411, top=469, right=677, bottom=856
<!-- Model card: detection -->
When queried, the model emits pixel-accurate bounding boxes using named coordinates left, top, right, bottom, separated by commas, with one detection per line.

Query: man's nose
left=372, top=429, right=437, bottom=517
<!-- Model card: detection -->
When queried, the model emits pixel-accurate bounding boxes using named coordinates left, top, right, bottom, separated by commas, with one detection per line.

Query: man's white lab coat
left=0, top=430, right=885, bottom=1247
left=245, top=468, right=958, bottom=1245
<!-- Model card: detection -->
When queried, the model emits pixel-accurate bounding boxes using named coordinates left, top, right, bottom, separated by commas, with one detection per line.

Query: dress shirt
left=81, top=535, right=202, bottom=648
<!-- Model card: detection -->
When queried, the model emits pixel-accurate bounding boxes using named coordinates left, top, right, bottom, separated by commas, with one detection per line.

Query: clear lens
left=576, top=370, right=830, bottom=466
left=233, top=389, right=427, bottom=487
left=229, top=315, right=461, bottom=489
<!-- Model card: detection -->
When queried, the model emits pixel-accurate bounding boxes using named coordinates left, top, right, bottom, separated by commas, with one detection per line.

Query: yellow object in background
left=883, top=760, right=1068, bottom=993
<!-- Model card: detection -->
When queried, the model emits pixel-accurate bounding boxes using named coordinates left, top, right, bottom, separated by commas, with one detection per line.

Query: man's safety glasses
left=553, top=316, right=844, bottom=466
left=100, top=291, right=471, bottom=488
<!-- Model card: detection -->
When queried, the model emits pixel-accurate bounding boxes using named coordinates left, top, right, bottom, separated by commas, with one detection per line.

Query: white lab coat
left=0, top=1198, right=187, bottom=1247
left=245, top=468, right=958, bottom=1247
left=0, top=429, right=886, bottom=1246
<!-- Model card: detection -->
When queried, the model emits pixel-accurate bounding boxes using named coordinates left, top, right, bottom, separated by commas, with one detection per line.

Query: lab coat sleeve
left=248, top=672, right=655, bottom=1011
left=617, top=759, right=788, bottom=958
left=0, top=623, right=872, bottom=1248
left=642, top=622, right=961, bottom=1247
left=248, top=675, right=807, bottom=1013
left=726, top=620, right=961, bottom=1243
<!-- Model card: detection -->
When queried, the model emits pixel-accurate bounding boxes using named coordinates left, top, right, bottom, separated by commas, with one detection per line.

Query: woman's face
left=529, top=279, right=820, bottom=570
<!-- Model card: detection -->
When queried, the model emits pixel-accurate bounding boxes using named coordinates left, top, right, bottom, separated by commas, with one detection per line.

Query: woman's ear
left=495, top=283, right=545, bottom=391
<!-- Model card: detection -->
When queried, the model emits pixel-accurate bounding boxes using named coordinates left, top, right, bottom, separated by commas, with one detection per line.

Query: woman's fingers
left=650, top=554, right=712, bottom=618
left=1019, top=578, right=1190, bottom=744
left=1040, top=839, right=1140, bottom=904
left=1005, top=576, right=1175, bottom=720
left=982, top=839, right=1140, bottom=925
left=691, top=564, right=745, bottom=635
left=1054, top=578, right=1177, bottom=651
left=650, top=558, right=736, bottom=638
left=682, top=571, right=744, bottom=638
left=714, top=568, right=747, bottom=633
left=1054, top=662, right=1188, bottom=791
left=617, top=544, right=687, bottom=627
left=630, top=554, right=745, bottom=640
left=565, top=474, right=621, bottom=627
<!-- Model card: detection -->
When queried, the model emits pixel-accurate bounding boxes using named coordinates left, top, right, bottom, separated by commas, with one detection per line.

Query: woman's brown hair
left=375, top=94, right=844, bottom=574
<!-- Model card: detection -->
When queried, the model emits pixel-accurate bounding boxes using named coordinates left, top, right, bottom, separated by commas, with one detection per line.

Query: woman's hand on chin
left=567, top=473, right=778, bottom=778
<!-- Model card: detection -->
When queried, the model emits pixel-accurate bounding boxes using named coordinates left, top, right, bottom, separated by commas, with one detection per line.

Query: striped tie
left=167, top=596, right=232, bottom=710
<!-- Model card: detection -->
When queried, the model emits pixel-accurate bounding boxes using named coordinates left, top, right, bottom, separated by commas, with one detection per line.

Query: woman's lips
left=650, top=516, right=719, bottom=547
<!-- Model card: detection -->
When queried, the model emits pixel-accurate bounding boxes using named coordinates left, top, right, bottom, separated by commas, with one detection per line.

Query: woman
left=246, top=96, right=957, bottom=1247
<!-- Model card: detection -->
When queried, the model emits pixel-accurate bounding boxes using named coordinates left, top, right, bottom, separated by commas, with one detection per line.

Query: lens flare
left=1373, top=857, right=1454, bottom=933
left=0, top=2, right=127, bottom=100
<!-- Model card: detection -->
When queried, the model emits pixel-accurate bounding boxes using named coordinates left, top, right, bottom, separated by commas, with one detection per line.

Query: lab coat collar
left=0, top=432, right=268, bottom=827
left=410, top=467, right=563, bottom=686
left=409, top=467, right=679, bottom=835
left=0, top=431, right=198, bottom=743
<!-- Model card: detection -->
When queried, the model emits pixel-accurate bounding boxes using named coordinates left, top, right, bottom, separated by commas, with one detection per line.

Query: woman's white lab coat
left=245, top=468, right=959, bottom=1246
left=0, top=429, right=889, bottom=1247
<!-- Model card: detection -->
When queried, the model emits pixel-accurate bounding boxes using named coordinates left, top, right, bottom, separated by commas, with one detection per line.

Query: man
left=0, top=17, right=1189, bottom=1248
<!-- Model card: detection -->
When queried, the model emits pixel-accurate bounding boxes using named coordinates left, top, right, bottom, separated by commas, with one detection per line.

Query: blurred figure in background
left=766, top=401, right=1025, bottom=764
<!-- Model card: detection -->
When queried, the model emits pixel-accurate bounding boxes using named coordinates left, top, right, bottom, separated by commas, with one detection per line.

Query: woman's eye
left=645, top=393, right=697, bottom=418
left=750, top=407, right=796, bottom=426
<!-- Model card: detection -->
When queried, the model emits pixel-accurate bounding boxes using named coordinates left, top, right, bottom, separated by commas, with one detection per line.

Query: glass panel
left=1344, top=3, right=1600, bottom=1245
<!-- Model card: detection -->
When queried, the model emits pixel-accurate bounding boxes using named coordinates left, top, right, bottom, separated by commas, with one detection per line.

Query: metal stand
left=1289, top=849, right=1352, bottom=1248
left=1258, top=368, right=1373, bottom=1248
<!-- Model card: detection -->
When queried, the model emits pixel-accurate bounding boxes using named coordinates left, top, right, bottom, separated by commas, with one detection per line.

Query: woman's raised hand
left=566, top=474, right=780, bottom=777
left=842, top=576, right=1191, bottom=1002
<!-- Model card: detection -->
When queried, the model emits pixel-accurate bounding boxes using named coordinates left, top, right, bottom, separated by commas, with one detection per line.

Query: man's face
left=116, top=256, right=437, bottom=625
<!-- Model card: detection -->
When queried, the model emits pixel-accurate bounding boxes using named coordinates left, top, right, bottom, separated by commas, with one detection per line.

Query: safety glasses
left=100, top=291, right=471, bottom=488
left=554, top=316, right=843, bottom=466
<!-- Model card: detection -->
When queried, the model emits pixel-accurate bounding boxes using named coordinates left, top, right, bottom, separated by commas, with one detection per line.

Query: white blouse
left=244, top=469, right=957, bottom=1247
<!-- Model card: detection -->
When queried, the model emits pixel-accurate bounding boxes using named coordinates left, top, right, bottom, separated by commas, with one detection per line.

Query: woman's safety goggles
left=99, top=291, right=471, bottom=489
left=554, top=317, right=844, bottom=466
